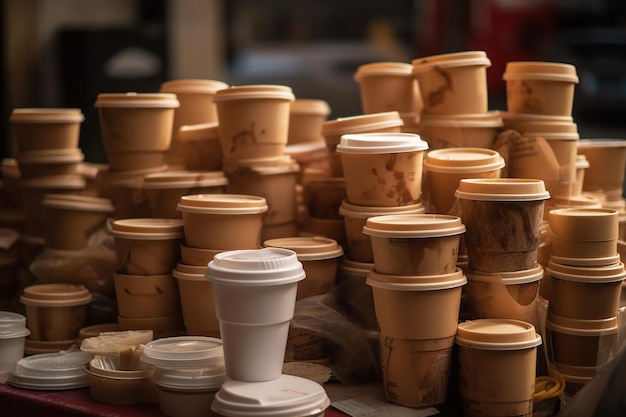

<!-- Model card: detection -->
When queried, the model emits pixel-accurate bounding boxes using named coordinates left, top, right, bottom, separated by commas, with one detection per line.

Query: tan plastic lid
left=412, top=51, right=491, bottom=73
left=363, top=214, right=465, bottom=238
left=96, top=165, right=169, bottom=186
left=546, top=313, right=618, bottom=336
left=290, top=99, right=331, bottom=116
left=10, top=108, right=85, bottom=123
left=42, top=194, right=114, bottom=213
left=499, top=111, right=574, bottom=123
left=109, top=218, right=184, bottom=240
left=223, top=155, right=300, bottom=175
left=340, top=257, right=374, bottom=274
left=159, top=79, right=229, bottom=94
left=174, top=262, right=207, bottom=275
left=455, top=178, right=550, bottom=201
left=522, top=131, right=580, bottom=141
left=466, top=264, right=544, bottom=285
left=16, top=148, right=84, bottom=164
left=142, top=170, right=228, bottom=189
left=503, top=61, right=579, bottom=83
left=19, top=175, right=86, bottom=189
left=424, top=147, right=505, bottom=174
left=576, top=154, right=590, bottom=169
left=354, top=62, right=413, bottom=81
left=94, top=92, right=180, bottom=108
left=546, top=260, right=626, bottom=283
left=419, top=111, right=503, bottom=128
left=339, top=199, right=425, bottom=218
left=322, top=111, right=403, bottom=137
left=177, top=122, right=220, bottom=141
left=367, top=268, right=467, bottom=290
left=548, top=208, right=619, bottom=241
left=213, top=85, right=295, bottom=102
left=263, top=236, right=344, bottom=261
left=549, top=254, right=621, bottom=267
left=578, top=139, right=626, bottom=149
left=20, top=283, right=92, bottom=307
left=172, top=264, right=206, bottom=281
left=549, top=194, right=602, bottom=210
left=177, top=194, right=268, bottom=215
left=337, top=132, right=428, bottom=154
left=455, top=318, right=542, bottom=350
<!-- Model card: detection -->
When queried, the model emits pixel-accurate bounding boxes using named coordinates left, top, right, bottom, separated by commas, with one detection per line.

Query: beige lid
left=10, top=108, right=84, bottom=123
left=94, top=92, right=180, bottom=108
left=578, top=139, right=626, bottom=149
left=455, top=178, right=550, bottom=201
left=546, top=313, right=618, bottom=336
left=549, top=207, right=619, bottom=241
left=549, top=254, right=621, bottom=267
left=172, top=263, right=208, bottom=281
left=354, top=62, right=413, bottom=81
left=159, top=79, right=228, bottom=94
left=222, top=155, right=300, bottom=175
left=19, top=175, right=86, bottom=189
left=177, top=122, right=220, bottom=142
left=339, top=199, right=425, bottom=218
left=177, top=194, right=268, bottom=215
left=109, top=218, right=184, bottom=240
left=340, top=257, right=374, bottom=273
left=546, top=260, right=626, bottom=283
left=576, top=154, right=590, bottom=169
left=142, top=170, right=227, bottom=189
left=363, top=214, right=465, bottom=238
left=16, top=148, right=84, bottom=164
left=522, top=131, right=580, bottom=141
left=419, top=111, right=503, bottom=128
left=549, top=194, right=602, bottom=210
left=455, top=318, right=542, bottom=350
left=466, top=264, right=544, bottom=285
left=96, top=165, right=168, bottom=186
left=213, top=84, right=295, bottom=102
left=367, top=267, right=467, bottom=289
left=412, top=51, right=491, bottom=73
left=290, top=99, right=331, bottom=116
left=516, top=121, right=578, bottom=134
left=322, top=111, right=403, bottom=137
left=503, top=61, right=579, bottom=83
left=20, top=283, right=92, bottom=307
left=337, top=132, right=428, bottom=154
left=499, top=111, right=573, bottom=124
left=42, top=194, right=114, bottom=213
left=263, top=236, right=344, bottom=261
left=424, top=147, right=505, bottom=174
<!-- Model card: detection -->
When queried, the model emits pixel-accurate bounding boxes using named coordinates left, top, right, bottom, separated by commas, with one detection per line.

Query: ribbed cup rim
left=213, top=85, right=295, bottom=102
left=366, top=268, right=467, bottom=290
left=108, top=218, right=184, bottom=240
left=546, top=260, right=626, bottom=283
left=142, top=171, right=227, bottom=189
left=339, top=199, right=425, bottom=218
left=424, top=147, right=505, bottom=173
left=337, top=132, right=428, bottom=154
left=412, top=51, right=491, bottom=72
left=455, top=178, right=550, bottom=201
left=354, top=62, right=413, bottom=81
left=455, top=318, right=542, bottom=350
left=363, top=214, right=465, bottom=237
left=321, top=111, right=403, bottom=137
left=465, top=264, right=544, bottom=285
left=177, top=194, right=268, bottom=215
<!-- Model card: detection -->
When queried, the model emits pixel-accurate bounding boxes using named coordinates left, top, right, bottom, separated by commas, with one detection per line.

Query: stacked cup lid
left=8, top=350, right=92, bottom=390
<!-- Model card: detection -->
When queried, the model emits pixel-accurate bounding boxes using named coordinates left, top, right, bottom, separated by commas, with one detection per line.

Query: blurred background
left=2, top=0, right=626, bottom=163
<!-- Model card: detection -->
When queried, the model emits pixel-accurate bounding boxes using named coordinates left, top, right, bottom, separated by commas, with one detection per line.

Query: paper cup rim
left=362, top=213, right=466, bottom=237
left=95, top=92, right=180, bottom=108
left=336, top=132, right=428, bottom=154
left=455, top=318, right=542, bottom=350
left=546, top=260, right=626, bottom=283
left=465, top=264, right=544, bottom=285
left=366, top=268, right=467, bottom=290
left=213, top=84, right=295, bottom=102
left=159, top=79, right=229, bottom=94
left=455, top=178, right=550, bottom=201
left=412, top=51, right=491, bottom=72
left=10, top=108, right=85, bottom=123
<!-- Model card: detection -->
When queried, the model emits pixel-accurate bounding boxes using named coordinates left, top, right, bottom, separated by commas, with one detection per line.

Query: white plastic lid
left=362, top=214, right=466, bottom=238
left=213, top=85, right=295, bottom=102
left=211, top=374, right=330, bottom=417
left=455, top=178, right=550, bottom=201
left=108, top=218, right=184, bottom=240
left=177, top=194, right=268, bottom=215
left=10, top=108, right=85, bottom=123
left=205, top=248, right=306, bottom=286
left=424, top=148, right=505, bottom=174
left=140, top=336, right=225, bottom=368
left=8, top=351, right=92, bottom=390
left=0, top=311, right=30, bottom=339
left=263, top=236, right=344, bottom=261
left=455, top=319, right=542, bottom=350
left=336, top=132, right=429, bottom=154
left=152, top=364, right=227, bottom=391
left=94, top=92, right=180, bottom=108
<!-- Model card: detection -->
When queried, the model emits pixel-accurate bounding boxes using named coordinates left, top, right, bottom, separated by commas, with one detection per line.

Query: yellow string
left=534, top=371, right=566, bottom=403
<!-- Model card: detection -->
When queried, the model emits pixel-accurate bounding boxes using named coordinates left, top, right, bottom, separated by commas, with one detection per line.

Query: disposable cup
left=545, top=313, right=618, bottom=367
left=455, top=178, right=550, bottom=272
left=224, top=156, right=300, bottom=226
left=113, top=272, right=181, bottom=318
left=261, top=221, right=299, bottom=241
left=543, top=194, right=603, bottom=220
left=299, top=216, right=347, bottom=246
left=288, top=99, right=331, bottom=144
left=363, top=214, right=465, bottom=275
left=108, top=218, right=184, bottom=275
left=172, top=264, right=220, bottom=337
left=15, top=148, right=84, bottom=179
left=10, top=108, right=84, bottom=152
left=545, top=260, right=625, bottom=320
left=179, top=244, right=222, bottom=267
left=20, top=283, right=92, bottom=341
left=284, top=142, right=331, bottom=176
left=42, top=194, right=114, bottom=250
left=412, top=51, right=491, bottom=115
left=337, top=132, right=429, bottom=206
left=339, top=199, right=426, bottom=263
left=86, top=356, right=150, bottom=405
left=1, top=158, right=22, bottom=207
left=455, top=319, right=542, bottom=417
left=424, top=147, right=505, bottom=214
left=321, top=111, right=403, bottom=176
left=0, top=312, right=30, bottom=383
left=463, top=265, right=543, bottom=327
left=117, top=314, right=183, bottom=339
left=418, top=111, right=503, bottom=150
left=577, top=139, right=626, bottom=193
left=354, top=62, right=422, bottom=115
left=177, top=194, right=268, bottom=250
left=573, top=154, right=589, bottom=196
left=503, top=61, right=579, bottom=116
left=214, top=85, right=294, bottom=161
left=204, top=247, right=306, bottom=381
left=499, top=111, right=574, bottom=133
left=77, top=162, right=107, bottom=196
left=76, top=323, right=120, bottom=342
left=176, top=122, right=223, bottom=171
left=8, top=350, right=92, bottom=390
left=336, top=258, right=376, bottom=330
left=300, top=175, right=346, bottom=220
left=366, top=268, right=466, bottom=339
left=142, top=171, right=227, bottom=219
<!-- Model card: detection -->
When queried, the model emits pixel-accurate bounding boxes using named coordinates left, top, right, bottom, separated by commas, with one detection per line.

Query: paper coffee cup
left=15, top=148, right=84, bottom=179
left=354, top=62, right=421, bottom=115
left=10, top=108, right=84, bottom=152
left=176, top=122, right=223, bottom=172
left=418, top=111, right=503, bottom=150
left=113, top=272, right=181, bottom=319
left=172, top=263, right=220, bottom=337
left=577, top=139, right=626, bottom=194
left=288, top=99, right=331, bottom=145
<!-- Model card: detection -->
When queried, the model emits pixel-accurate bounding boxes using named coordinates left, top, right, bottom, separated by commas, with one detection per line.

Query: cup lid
left=19, top=175, right=86, bottom=189
left=222, top=155, right=300, bottom=176
left=177, top=122, right=220, bottom=141
left=213, top=85, right=295, bottom=102
left=42, top=194, right=114, bottom=213
left=172, top=264, right=207, bottom=281
left=354, top=62, right=413, bottom=81
left=159, top=79, right=229, bottom=94
left=576, top=154, right=590, bottom=169
left=503, top=61, right=579, bottom=83
left=465, top=264, right=544, bottom=285
left=290, top=99, right=331, bottom=116
left=546, top=260, right=626, bottom=283
left=499, top=111, right=574, bottom=123
left=140, top=336, right=224, bottom=368
left=96, top=165, right=169, bottom=186
left=419, top=111, right=503, bottom=128
left=20, top=283, right=92, bottom=307
left=142, top=170, right=228, bottom=189
left=94, top=92, right=180, bottom=108
left=548, top=207, right=619, bottom=240
left=522, top=131, right=580, bottom=141
left=8, top=351, right=92, bottom=390
left=339, top=199, right=425, bottom=218
left=424, top=147, right=505, bottom=173
left=109, top=218, right=184, bottom=240
left=24, top=338, right=77, bottom=355
left=15, top=148, right=85, bottom=164
left=549, top=254, right=621, bottom=267
left=366, top=268, right=467, bottom=290
left=211, top=374, right=330, bottom=417
left=152, top=365, right=227, bottom=390
left=80, top=330, right=154, bottom=357
left=321, top=111, right=403, bottom=137
left=205, top=248, right=306, bottom=286
left=0, top=311, right=30, bottom=339
left=177, top=194, right=268, bottom=215
left=340, top=258, right=374, bottom=273
left=263, top=236, right=344, bottom=261
left=10, top=108, right=85, bottom=123
left=455, top=319, right=542, bottom=350
left=578, top=139, right=626, bottom=149
left=412, top=51, right=491, bottom=72
left=362, top=214, right=465, bottom=238
left=549, top=194, right=602, bottom=210
left=455, top=178, right=550, bottom=201
left=546, top=313, right=618, bottom=335
left=336, top=132, right=429, bottom=154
